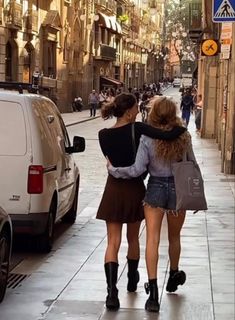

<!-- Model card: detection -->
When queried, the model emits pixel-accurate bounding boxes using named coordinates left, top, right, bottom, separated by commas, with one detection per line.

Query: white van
left=0, top=91, right=85, bottom=252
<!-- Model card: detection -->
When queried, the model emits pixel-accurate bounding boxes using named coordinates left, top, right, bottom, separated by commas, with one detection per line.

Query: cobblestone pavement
left=1, top=93, right=234, bottom=320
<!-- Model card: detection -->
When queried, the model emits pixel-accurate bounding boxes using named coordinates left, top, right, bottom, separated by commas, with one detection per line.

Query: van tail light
left=27, top=165, right=43, bottom=194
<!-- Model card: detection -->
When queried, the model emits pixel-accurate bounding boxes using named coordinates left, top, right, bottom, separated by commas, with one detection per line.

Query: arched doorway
left=5, top=42, right=12, bottom=81
left=23, top=43, right=35, bottom=83
left=5, top=40, right=18, bottom=82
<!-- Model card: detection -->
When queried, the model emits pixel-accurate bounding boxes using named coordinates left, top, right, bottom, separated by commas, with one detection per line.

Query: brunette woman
left=108, top=96, right=196, bottom=312
left=97, top=93, right=186, bottom=310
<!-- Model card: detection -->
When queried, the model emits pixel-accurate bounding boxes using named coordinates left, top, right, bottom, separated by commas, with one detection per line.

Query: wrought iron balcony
left=95, top=44, right=116, bottom=61
left=4, top=0, right=23, bottom=29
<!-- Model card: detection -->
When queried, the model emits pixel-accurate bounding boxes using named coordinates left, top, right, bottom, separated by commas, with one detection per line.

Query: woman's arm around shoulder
left=108, top=135, right=150, bottom=179
left=135, top=121, right=186, bottom=141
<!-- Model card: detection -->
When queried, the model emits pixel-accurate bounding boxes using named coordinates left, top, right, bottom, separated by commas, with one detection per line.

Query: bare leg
left=105, top=222, right=123, bottom=263
left=126, top=221, right=141, bottom=259
left=167, top=211, right=186, bottom=270
left=145, top=206, right=164, bottom=279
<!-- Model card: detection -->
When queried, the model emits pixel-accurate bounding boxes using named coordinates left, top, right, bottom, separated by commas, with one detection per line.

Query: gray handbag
left=172, top=149, right=208, bottom=213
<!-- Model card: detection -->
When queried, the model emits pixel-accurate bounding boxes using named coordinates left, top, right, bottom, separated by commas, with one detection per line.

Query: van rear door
left=0, top=100, right=31, bottom=214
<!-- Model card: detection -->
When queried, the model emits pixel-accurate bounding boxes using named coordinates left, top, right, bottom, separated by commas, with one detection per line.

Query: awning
left=115, top=21, right=122, bottom=34
left=100, top=76, right=123, bottom=86
left=98, top=13, right=122, bottom=34
left=98, top=12, right=111, bottom=29
left=109, top=16, right=117, bottom=32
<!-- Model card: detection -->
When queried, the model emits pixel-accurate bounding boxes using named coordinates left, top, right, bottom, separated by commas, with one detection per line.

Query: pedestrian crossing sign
left=213, top=0, right=235, bottom=22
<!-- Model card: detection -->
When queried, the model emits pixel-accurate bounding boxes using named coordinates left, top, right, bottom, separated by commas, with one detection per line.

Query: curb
left=65, top=115, right=101, bottom=127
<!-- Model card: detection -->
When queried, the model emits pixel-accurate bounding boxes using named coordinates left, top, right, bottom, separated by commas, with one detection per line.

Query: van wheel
left=62, top=182, right=79, bottom=224
left=37, top=201, right=56, bottom=253
left=0, top=230, right=10, bottom=303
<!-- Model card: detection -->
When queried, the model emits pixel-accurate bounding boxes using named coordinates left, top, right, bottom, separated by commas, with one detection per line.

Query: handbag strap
left=131, top=123, right=136, bottom=162
left=182, top=151, right=187, bottom=161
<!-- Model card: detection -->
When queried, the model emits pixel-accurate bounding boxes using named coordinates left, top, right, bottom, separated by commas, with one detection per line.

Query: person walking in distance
left=99, top=90, right=107, bottom=109
left=194, top=94, right=203, bottom=133
left=107, top=97, right=195, bottom=313
left=88, top=89, right=99, bottom=117
left=96, top=93, right=186, bottom=311
left=180, top=89, right=194, bottom=127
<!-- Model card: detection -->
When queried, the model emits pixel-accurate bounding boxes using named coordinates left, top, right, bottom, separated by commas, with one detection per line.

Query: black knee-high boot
left=104, top=262, right=120, bottom=310
left=144, top=279, right=160, bottom=312
left=127, top=258, right=140, bottom=292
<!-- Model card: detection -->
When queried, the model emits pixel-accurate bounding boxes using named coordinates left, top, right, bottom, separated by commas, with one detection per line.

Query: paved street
left=2, top=88, right=234, bottom=320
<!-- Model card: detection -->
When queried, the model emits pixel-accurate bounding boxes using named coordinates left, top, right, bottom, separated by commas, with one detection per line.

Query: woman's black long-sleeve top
left=99, top=122, right=185, bottom=167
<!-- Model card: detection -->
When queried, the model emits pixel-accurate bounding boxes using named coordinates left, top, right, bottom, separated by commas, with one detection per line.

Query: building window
left=5, top=42, right=12, bottom=81
left=63, top=34, right=69, bottom=63
left=48, top=47, right=54, bottom=76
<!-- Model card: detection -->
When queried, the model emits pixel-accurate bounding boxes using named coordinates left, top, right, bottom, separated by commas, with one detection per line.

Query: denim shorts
left=144, top=176, right=176, bottom=210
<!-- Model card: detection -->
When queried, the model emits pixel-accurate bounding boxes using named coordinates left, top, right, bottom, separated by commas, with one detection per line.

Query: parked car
left=0, top=206, right=12, bottom=303
left=172, top=77, right=181, bottom=87
left=0, top=91, right=85, bottom=252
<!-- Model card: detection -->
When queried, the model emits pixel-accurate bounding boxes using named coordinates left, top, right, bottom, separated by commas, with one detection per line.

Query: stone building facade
left=198, top=0, right=235, bottom=174
left=0, top=0, right=164, bottom=110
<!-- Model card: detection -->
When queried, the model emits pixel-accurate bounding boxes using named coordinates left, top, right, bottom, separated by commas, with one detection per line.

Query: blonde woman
left=97, top=93, right=186, bottom=311
left=108, top=97, right=197, bottom=313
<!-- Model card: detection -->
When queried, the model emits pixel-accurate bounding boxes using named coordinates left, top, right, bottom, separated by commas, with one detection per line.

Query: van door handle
left=65, top=167, right=71, bottom=172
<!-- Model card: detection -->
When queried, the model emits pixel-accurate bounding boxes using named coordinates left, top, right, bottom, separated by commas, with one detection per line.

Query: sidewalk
left=59, top=112, right=234, bottom=319
left=1, top=112, right=233, bottom=320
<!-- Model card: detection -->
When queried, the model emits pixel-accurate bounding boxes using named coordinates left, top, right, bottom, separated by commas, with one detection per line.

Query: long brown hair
left=148, top=97, right=190, bottom=162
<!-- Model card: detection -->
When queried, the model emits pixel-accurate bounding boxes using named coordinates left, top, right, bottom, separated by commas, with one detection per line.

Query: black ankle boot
left=127, top=258, right=140, bottom=292
left=166, top=270, right=186, bottom=293
left=104, top=262, right=120, bottom=310
left=144, top=279, right=160, bottom=313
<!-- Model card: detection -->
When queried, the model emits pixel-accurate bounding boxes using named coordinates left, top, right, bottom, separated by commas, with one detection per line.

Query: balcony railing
left=23, top=9, right=38, bottom=32
left=4, top=0, right=22, bottom=29
left=95, top=44, right=116, bottom=61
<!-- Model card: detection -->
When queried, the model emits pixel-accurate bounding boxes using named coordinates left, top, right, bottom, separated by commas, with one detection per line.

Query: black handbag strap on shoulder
left=131, top=123, right=136, bottom=162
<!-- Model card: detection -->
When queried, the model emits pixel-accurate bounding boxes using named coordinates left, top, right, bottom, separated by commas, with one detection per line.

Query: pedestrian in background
left=99, top=90, right=107, bottom=109
left=88, top=89, right=99, bottom=117
left=107, top=96, right=195, bottom=313
left=96, top=93, right=186, bottom=311
left=180, top=89, right=194, bottom=127
left=194, top=94, right=203, bottom=133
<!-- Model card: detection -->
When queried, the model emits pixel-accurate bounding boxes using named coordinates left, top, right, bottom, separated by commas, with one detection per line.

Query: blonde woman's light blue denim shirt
left=108, top=135, right=196, bottom=179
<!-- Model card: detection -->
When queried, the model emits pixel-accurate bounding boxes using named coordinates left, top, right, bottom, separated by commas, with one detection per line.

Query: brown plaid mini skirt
left=96, top=175, right=145, bottom=223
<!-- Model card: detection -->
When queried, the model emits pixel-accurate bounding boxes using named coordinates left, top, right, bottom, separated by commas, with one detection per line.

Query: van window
left=44, top=101, right=71, bottom=149
left=0, top=101, right=26, bottom=156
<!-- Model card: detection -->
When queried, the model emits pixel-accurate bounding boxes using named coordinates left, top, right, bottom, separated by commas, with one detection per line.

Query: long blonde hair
left=148, top=97, right=190, bottom=162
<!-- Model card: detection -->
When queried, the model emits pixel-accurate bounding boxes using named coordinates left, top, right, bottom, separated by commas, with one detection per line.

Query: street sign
left=213, top=0, right=235, bottom=22
left=201, top=39, right=219, bottom=56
